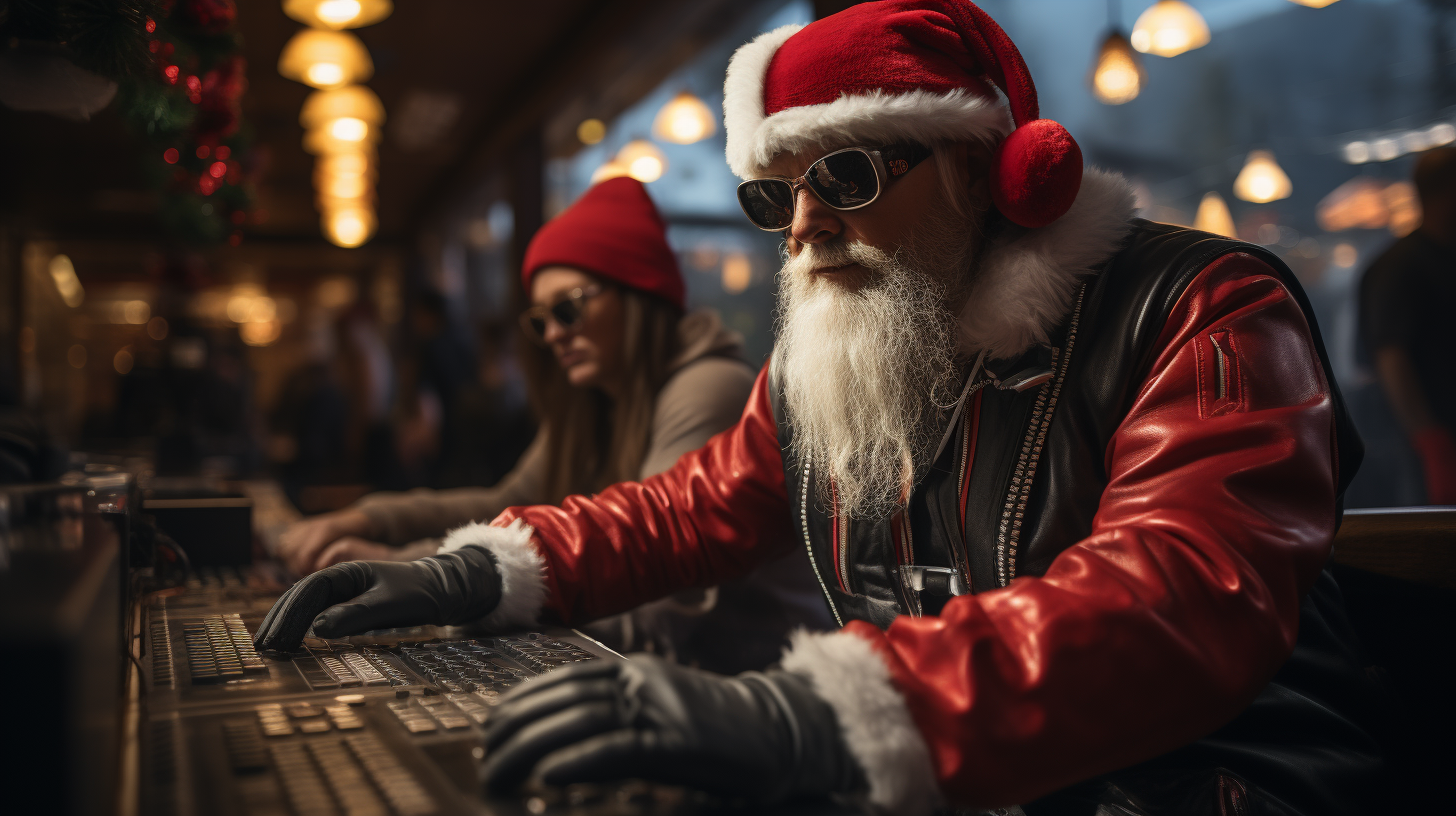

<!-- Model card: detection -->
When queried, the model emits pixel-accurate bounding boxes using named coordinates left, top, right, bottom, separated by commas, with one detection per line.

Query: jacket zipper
left=996, top=285, right=1087, bottom=586
left=800, top=460, right=844, bottom=627
left=1210, top=333, right=1228, bottom=401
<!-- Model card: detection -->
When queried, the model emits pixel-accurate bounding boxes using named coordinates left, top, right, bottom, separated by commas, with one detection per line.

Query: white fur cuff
left=440, top=519, right=547, bottom=631
left=781, top=629, right=942, bottom=815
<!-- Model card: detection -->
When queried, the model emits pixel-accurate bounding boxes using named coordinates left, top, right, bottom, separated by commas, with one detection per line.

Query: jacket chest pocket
left=1197, top=329, right=1245, bottom=418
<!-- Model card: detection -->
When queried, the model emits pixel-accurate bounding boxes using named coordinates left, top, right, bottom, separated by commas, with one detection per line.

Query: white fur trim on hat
left=781, top=629, right=942, bottom=816
left=961, top=167, right=1138, bottom=359
left=440, top=519, right=547, bottom=631
left=724, top=24, right=802, bottom=178
left=724, top=25, right=1013, bottom=178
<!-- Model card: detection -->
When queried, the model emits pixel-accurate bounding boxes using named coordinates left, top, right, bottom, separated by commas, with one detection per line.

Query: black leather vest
left=771, top=222, right=1382, bottom=816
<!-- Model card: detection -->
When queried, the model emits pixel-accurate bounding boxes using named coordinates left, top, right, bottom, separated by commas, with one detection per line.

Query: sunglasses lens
left=737, top=180, right=795, bottom=230
left=806, top=151, right=879, bottom=208
left=550, top=299, right=582, bottom=328
left=525, top=314, right=548, bottom=340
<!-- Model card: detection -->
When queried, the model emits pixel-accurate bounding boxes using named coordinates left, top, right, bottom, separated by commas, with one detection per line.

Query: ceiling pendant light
left=1090, top=30, right=1145, bottom=104
left=278, top=29, right=374, bottom=89
left=1232, top=150, right=1293, bottom=203
left=1193, top=191, right=1237, bottom=237
left=300, top=85, right=385, bottom=131
left=325, top=207, right=375, bottom=248
left=1131, top=1, right=1210, bottom=58
left=617, top=140, right=667, bottom=183
left=1286, top=0, right=1339, bottom=7
left=590, top=160, right=631, bottom=184
left=652, top=91, right=718, bottom=144
left=284, top=0, right=393, bottom=30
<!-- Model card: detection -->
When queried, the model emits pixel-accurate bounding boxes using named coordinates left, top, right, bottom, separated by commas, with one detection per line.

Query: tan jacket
left=353, top=309, right=755, bottom=553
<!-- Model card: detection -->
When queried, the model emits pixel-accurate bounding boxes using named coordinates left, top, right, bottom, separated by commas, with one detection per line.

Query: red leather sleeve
left=493, top=366, right=797, bottom=624
left=857, top=253, right=1339, bottom=807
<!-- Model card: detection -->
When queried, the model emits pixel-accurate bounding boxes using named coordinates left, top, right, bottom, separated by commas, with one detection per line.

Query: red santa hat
left=723, top=0, right=1082, bottom=228
left=522, top=176, right=686, bottom=310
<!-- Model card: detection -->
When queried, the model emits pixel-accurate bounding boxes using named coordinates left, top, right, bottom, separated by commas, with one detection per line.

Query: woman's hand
left=277, top=509, right=376, bottom=575
left=313, top=536, right=414, bottom=573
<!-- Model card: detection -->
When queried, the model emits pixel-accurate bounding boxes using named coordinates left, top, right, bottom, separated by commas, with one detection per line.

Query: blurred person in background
left=390, top=288, right=477, bottom=488
left=269, top=303, right=396, bottom=507
left=276, top=177, right=833, bottom=671
left=1360, top=146, right=1456, bottom=504
left=433, top=322, right=535, bottom=491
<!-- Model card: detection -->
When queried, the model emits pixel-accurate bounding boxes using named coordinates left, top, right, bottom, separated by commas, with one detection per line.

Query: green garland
left=1, top=0, right=257, bottom=245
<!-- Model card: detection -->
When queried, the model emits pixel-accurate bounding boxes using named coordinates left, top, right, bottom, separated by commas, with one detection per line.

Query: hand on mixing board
left=277, top=509, right=376, bottom=575
left=252, top=546, right=503, bottom=652
left=313, top=537, right=411, bottom=572
left=478, top=654, right=864, bottom=803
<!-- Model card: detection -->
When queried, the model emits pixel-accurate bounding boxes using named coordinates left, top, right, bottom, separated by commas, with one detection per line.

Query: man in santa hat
left=255, top=2, right=1381, bottom=813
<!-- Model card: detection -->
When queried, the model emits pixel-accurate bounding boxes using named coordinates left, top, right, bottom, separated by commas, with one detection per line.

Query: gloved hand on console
left=479, top=653, right=865, bottom=804
left=252, top=545, right=503, bottom=652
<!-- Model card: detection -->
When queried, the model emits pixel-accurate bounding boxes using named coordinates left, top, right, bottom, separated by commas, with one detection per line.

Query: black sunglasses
left=519, top=283, right=603, bottom=345
left=735, top=142, right=934, bottom=231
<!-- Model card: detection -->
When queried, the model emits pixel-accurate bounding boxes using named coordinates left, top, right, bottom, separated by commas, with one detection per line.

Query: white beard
left=772, top=221, right=974, bottom=520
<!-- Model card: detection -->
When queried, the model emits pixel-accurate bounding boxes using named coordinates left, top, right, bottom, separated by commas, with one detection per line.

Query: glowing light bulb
left=330, top=117, right=369, bottom=141
left=629, top=156, right=663, bottom=182
left=1131, top=1, right=1210, bottom=58
left=284, top=0, right=391, bottom=30
left=1233, top=150, right=1293, bottom=204
left=617, top=140, right=666, bottom=183
left=1089, top=32, right=1144, bottom=105
left=1286, top=0, right=1339, bottom=7
left=652, top=92, right=717, bottom=145
left=590, top=160, right=631, bottom=184
left=577, top=119, right=606, bottom=145
left=318, top=152, right=371, bottom=177
left=279, top=29, right=372, bottom=89
left=240, top=320, right=282, bottom=347
left=1193, top=192, right=1237, bottom=238
left=325, top=174, right=368, bottom=199
left=721, top=252, right=751, bottom=294
left=307, top=63, right=345, bottom=87
left=48, top=254, right=85, bottom=308
left=318, top=0, right=363, bottom=24
left=326, top=208, right=374, bottom=247
left=301, top=85, right=385, bottom=130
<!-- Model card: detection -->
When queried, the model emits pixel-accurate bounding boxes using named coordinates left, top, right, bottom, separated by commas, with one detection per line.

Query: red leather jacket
left=494, top=252, right=1342, bottom=806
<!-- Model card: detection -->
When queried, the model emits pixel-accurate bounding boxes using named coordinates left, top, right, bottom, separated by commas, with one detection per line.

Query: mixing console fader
left=137, top=576, right=712, bottom=816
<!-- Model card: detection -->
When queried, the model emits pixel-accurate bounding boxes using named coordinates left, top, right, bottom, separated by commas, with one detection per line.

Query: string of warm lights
left=277, top=0, right=392, bottom=248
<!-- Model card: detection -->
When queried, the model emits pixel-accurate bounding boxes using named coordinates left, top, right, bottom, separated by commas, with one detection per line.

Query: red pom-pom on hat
left=522, top=177, right=685, bottom=310
left=991, top=118, right=1083, bottom=229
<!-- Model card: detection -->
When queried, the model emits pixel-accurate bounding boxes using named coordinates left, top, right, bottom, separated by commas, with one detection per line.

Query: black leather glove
left=480, top=654, right=864, bottom=803
left=252, top=546, right=503, bottom=652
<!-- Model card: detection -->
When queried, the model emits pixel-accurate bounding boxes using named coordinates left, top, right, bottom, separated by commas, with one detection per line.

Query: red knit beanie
left=723, top=0, right=1082, bottom=229
left=521, top=177, right=685, bottom=310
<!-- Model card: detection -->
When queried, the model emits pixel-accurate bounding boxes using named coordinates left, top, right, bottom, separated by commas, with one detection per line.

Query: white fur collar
left=959, top=168, right=1137, bottom=360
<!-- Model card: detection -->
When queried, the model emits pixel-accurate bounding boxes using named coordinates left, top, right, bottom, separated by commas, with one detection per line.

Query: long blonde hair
left=519, top=285, right=682, bottom=503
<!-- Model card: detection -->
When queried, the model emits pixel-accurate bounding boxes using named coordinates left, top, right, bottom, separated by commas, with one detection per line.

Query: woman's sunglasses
left=735, top=142, right=933, bottom=231
left=519, top=283, right=603, bottom=345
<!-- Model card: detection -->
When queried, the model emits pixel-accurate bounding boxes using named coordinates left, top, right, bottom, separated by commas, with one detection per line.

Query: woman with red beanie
left=276, top=177, right=832, bottom=671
